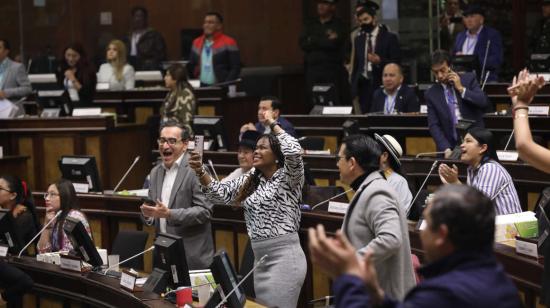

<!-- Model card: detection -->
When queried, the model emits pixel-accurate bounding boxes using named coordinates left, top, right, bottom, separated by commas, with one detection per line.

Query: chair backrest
left=111, top=230, right=149, bottom=270
left=302, top=185, right=348, bottom=211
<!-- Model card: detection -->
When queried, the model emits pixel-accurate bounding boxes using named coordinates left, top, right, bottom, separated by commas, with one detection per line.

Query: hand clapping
left=507, top=69, right=545, bottom=106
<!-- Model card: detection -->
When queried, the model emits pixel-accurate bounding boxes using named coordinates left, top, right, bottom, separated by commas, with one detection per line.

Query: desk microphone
left=480, top=40, right=491, bottom=86
left=415, top=151, right=446, bottom=158
left=18, top=211, right=62, bottom=258
left=481, top=71, right=491, bottom=90
left=408, top=160, right=439, bottom=212
left=215, top=254, right=268, bottom=308
left=310, top=189, right=353, bottom=211
left=308, top=295, right=334, bottom=306
left=111, top=156, right=140, bottom=193
left=208, top=159, right=220, bottom=181
left=102, top=245, right=155, bottom=274
left=491, top=181, right=511, bottom=201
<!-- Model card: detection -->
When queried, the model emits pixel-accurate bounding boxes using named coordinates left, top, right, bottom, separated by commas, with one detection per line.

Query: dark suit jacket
left=254, top=116, right=297, bottom=138
left=143, top=152, right=214, bottom=270
left=453, top=26, right=503, bottom=81
left=425, top=72, right=488, bottom=151
left=370, top=85, right=419, bottom=113
left=351, top=26, right=401, bottom=96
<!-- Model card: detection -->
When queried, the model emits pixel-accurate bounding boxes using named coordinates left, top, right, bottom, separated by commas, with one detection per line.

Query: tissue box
left=495, top=211, right=538, bottom=242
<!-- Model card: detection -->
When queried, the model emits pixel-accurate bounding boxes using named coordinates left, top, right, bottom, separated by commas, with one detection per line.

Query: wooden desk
left=5, top=256, right=172, bottom=308
left=0, top=155, right=29, bottom=179
left=0, top=116, right=151, bottom=191
left=202, top=151, right=550, bottom=210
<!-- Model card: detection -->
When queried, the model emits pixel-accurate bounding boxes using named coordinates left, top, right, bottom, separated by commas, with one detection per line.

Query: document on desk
left=0, top=99, right=17, bottom=118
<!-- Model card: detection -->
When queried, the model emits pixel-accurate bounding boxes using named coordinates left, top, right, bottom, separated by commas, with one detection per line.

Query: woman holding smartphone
left=188, top=109, right=306, bottom=308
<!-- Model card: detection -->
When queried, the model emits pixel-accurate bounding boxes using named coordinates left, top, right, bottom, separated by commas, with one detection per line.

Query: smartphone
left=194, top=135, right=204, bottom=156
left=141, top=197, right=156, bottom=206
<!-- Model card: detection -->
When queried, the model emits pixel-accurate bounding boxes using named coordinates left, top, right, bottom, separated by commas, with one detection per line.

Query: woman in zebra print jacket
left=189, top=109, right=306, bottom=308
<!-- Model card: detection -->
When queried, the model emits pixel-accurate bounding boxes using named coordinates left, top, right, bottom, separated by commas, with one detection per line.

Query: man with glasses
left=140, top=121, right=214, bottom=270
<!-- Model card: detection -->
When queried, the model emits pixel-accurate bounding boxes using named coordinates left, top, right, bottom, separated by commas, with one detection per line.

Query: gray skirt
left=251, top=232, right=307, bottom=308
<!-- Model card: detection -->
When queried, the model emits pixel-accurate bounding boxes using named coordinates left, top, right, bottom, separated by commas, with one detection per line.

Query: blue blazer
left=425, top=72, right=488, bottom=151
left=453, top=26, right=503, bottom=82
left=370, top=85, right=419, bottom=113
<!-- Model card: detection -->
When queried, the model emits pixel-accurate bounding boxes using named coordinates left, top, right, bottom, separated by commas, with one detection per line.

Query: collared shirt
left=363, top=25, right=380, bottom=78
left=386, top=171, right=413, bottom=214
left=159, top=153, right=185, bottom=232
left=0, top=58, right=8, bottom=88
left=467, top=160, right=522, bottom=215
left=130, top=32, right=143, bottom=56
left=462, top=26, right=484, bottom=55
left=383, top=85, right=401, bottom=114
left=200, top=40, right=216, bottom=85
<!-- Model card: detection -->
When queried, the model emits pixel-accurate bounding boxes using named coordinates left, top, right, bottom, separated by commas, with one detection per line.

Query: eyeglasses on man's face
left=157, top=137, right=182, bottom=146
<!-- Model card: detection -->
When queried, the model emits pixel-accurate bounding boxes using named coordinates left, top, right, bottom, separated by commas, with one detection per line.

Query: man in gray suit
left=140, top=121, right=214, bottom=270
left=0, top=39, right=31, bottom=117
left=335, top=134, right=415, bottom=300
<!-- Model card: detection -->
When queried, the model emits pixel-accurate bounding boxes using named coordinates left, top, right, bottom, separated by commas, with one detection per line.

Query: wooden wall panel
left=405, top=137, right=436, bottom=156
left=42, top=136, right=74, bottom=186
left=18, top=138, right=35, bottom=186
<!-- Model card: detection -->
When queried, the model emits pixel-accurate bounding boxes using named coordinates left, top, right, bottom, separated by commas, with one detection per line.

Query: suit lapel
left=341, top=172, right=381, bottom=233
left=168, top=153, right=189, bottom=208
left=155, top=166, right=165, bottom=202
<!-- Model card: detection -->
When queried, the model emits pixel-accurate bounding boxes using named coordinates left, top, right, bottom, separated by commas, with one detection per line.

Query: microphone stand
left=408, top=160, right=439, bottom=212
left=311, top=189, right=353, bottom=211
left=415, top=151, right=446, bottom=158
left=208, top=159, right=220, bottom=181
left=215, top=254, right=268, bottom=308
left=480, top=40, right=491, bottom=85
left=111, top=156, right=140, bottom=193
left=102, top=246, right=155, bottom=274
left=18, top=211, right=62, bottom=258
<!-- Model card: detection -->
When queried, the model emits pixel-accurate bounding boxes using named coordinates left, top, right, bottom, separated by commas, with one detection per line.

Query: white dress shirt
left=461, top=26, right=483, bottom=55
left=159, top=153, right=185, bottom=233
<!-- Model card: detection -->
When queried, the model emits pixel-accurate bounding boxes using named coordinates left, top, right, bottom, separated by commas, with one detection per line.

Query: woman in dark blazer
left=56, top=42, right=96, bottom=106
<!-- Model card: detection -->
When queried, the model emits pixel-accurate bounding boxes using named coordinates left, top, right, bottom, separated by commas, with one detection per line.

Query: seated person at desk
left=221, top=130, right=260, bottom=182
left=55, top=43, right=97, bottom=106
left=0, top=175, right=39, bottom=254
left=438, top=128, right=522, bottom=215
left=373, top=134, right=413, bottom=215
left=37, top=179, right=92, bottom=253
left=0, top=39, right=32, bottom=109
left=97, top=39, right=135, bottom=90
left=161, top=64, right=196, bottom=134
left=187, top=12, right=241, bottom=86
left=308, top=185, right=522, bottom=308
left=240, top=96, right=297, bottom=138
left=370, top=63, right=419, bottom=114
left=426, top=50, right=488, bottom=157
left=140, top=122, right=214, bottom=270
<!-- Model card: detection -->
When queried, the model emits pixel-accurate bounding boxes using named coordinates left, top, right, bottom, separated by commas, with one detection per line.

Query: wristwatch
left=269, top=121, right=280, bottom=131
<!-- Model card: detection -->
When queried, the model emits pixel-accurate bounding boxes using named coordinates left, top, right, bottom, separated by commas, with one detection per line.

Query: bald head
left=382, top=63, right=404, bottom=94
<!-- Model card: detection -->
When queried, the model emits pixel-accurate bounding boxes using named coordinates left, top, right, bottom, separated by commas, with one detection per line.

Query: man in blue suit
left=370, top=63, right=419, bottom=114
left=425, top=50, right=488, bottom=157
left=453, top=4, right=503, bottom=82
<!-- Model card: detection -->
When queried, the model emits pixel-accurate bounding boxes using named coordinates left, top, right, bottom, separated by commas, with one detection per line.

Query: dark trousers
left=0, top=261, right=33, bottom=308
left=357, top=76, right=376, bottom=114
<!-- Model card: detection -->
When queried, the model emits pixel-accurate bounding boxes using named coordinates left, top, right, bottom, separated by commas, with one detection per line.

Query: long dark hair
left=57, top=42, right=96, bottom=88
left=0, top=175, right=39, bottom=231
left=235, top=134, right=284, bottom=204
left=52, top=178, right=82, bottom=247
left=467, top=127, right=499, bottom=165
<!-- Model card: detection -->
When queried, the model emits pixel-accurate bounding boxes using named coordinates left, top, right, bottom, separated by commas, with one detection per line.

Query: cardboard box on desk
left=495, top=211, right=538, bottom=243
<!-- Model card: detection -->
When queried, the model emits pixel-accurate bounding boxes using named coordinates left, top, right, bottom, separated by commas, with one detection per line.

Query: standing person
left=0, top=175, right=39, bottom=255
left=161, top=64, right=196, bottom=134
left=349, top=1, right=401, bottom=113
left=97, top=39, right=135, bottom=90
left=140, top=122, right=214, bottom=270
left=373, top=134, right=413, bottom=215
left=336, top=134, right=415, bottom=299
left=308, top=185, right=522, bottom=308
left=221, top=130, right=261, bottom=182
left=529, top=1, right=550, bottom=60
left=438, top=128, right=522, bottom=215
left=124, top=6, right=167, bottom=71
left=187, top=12, right=241, bottom=86
left=189, top=110, right=306, bottom=307
left=55, top=43, right=97, bottom=106
left=439, top=0, right=464, bottom=52
left=37, top=179, right=92, bottom=253
left=453, top=4, right=503, bottom=82
left=426, top=50, right=488, bottom=157
left=300, top=0, right=349, bottom=108
left=0, top=38, right=31, bottom=117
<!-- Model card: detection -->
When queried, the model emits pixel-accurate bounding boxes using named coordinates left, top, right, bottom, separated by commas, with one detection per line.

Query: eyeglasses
left=43, top=192, right=60, bottom=199
left=336, top=156, right=347, bottom=163
left=157, top=137, right=182, bottom=146
left=0, top=187, right=12, bottom=193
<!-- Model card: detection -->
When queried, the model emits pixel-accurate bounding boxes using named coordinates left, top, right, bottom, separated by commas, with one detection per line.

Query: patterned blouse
left=161, top=85, right=196, bottom=134
left=39, top=209, right=92, bottom=253
left=203, top=131, right=304, bottom=240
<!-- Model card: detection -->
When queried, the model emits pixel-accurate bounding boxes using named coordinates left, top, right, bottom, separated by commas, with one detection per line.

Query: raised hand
left=507, top=69, right=545, bottom=106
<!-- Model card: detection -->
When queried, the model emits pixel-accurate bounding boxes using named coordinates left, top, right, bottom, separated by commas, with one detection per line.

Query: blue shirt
left=200, top=40, right=216, bottom=85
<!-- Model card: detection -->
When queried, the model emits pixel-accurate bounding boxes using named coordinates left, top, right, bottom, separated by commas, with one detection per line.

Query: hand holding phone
left=194, top=135, right=204, bottom=156
left=141, top=197, right=156, bottom=206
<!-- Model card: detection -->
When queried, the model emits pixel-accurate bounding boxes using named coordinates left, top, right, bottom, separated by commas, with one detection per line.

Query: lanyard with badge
left=464, top=33, right=478, bottom=54
left=385, top=94, right=397, bottom=114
